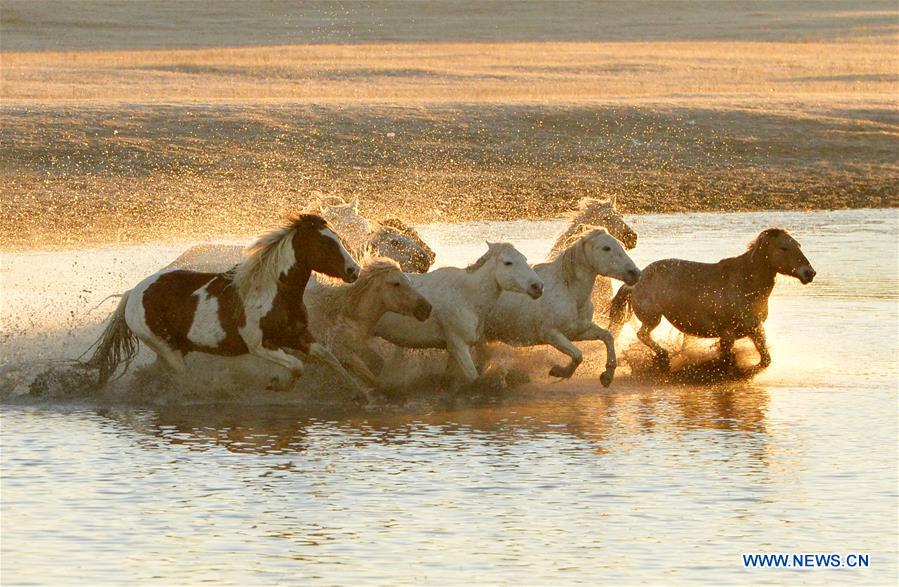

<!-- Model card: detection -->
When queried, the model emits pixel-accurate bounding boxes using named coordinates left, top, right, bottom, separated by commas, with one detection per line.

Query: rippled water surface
left=2, top=209, right=897, bottom=585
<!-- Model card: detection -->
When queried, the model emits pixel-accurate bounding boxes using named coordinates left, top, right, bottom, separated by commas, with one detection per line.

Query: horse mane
left=315, top=257, right=400, bottom=315
left=746, top=228, right=788, bottom=253
left=466, top=242, right=515, bottom=273
left=551, top=223, right=602, bottom=258
left=549, top=198, right=615, bottom=254
left=552, top=226, right=608, bottom=282
left=231, top=213, right=326, bottom=302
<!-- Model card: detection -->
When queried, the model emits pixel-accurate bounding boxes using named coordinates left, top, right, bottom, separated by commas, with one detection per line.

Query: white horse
left=484, top=227, right=641, bottom=387
left=549, top=197, right=639, bottom=324
left=374, top=243, right=544, bottom=383
left=168, top=196, right=435, bottom=274
left=304, top=258, right=432, bottom=387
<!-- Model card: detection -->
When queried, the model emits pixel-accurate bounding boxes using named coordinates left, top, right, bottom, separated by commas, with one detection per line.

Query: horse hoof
left=549, top=365, right=572, bottom=379
left=600, top=370, right=614, bottom=388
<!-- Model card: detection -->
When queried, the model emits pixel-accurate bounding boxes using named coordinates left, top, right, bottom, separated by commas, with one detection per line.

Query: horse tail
left=608, top=284, right=633, bottom=338
left=81, top=290, right=139, bottom=386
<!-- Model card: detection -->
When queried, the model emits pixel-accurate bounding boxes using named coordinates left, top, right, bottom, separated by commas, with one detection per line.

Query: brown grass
left=3, top=41, right=897, bottom=102
left=1, top=4, right=897, bottom=250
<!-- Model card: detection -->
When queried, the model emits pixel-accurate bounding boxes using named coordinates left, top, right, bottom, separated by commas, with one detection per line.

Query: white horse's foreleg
left=747, top=326, right=771, bottom=369
left=248, top=345, right=305, bottom=390
left=307, top=343, right=370, bottom=396
left=544, top=329, right=583, bottom=380
left=446, top=335, right=479, bottom=383
left=573, top=323, right=617, bottom=387
left=343, top=353, right=380, bottom=387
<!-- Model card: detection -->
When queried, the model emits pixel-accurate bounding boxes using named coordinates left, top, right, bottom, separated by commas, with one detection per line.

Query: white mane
left=551, top=226, right=609, bottom=282
left=231, top=222, right=299, bottom=303
left=466, top=242, right=516, bottom=273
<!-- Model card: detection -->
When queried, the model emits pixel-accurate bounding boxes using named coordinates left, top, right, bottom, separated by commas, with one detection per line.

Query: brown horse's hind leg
left=636, top=317, right=669, bottom=369
left=748, top=326, right=771, bottom=369
left=719, top=336, right=736, bottom=367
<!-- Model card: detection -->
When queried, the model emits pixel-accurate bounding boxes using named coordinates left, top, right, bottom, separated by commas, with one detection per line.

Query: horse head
left=750, top=228, right=816, bottom=284
left=578, top=197, right=638, bottom=250
left=367, top=218, right=436, bottom=273
left=578, top=228, right=641, bottom=285
left=291, top=214, right=360, bottom=283
left=470, top=242, right=543, bottom=300
left=317, top=196, right=373, bottom=248
left=363, top=258, right=432, bottom=321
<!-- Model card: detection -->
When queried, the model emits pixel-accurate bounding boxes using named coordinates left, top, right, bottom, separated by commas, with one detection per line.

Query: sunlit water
left=1, top=209, right=897, bottom=585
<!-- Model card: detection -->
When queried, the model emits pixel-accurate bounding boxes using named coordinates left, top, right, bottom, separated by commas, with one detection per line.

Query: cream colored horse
left=304, top=258, right=432, bottom=387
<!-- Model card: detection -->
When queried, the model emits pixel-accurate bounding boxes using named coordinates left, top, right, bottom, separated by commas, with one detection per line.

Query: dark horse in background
left=609, top=228, right=815, bottom=370
left=85, top=214, right=361, bottom=390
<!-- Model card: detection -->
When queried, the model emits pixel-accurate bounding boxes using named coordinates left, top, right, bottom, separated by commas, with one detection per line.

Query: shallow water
left=2, top=209, right=897, bottom=585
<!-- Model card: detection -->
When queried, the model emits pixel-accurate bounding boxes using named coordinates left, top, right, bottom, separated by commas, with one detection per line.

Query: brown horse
left=609, top=228, right=815, bottom=369
left=85, top=214, right=360, bottom=389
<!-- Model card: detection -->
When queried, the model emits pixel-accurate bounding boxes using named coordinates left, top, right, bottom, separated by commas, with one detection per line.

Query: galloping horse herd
left=85, top=196, right=816, bottom=398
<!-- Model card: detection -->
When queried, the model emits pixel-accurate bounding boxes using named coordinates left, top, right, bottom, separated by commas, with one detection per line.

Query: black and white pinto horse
left=85, top=214, right=360, bottom=390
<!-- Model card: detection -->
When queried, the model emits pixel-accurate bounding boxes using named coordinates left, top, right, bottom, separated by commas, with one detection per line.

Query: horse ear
left=610, top=194, right=617, bottom=207
left=350, top=196, right=360, bottom=212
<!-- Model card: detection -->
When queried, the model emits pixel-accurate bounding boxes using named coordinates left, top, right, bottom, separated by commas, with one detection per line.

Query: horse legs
left=718, top=335, right=737, bottom=367
left=544, top=329, right=583, bottom=380
left=248, top=344, right=306, bottom=390
left=473, top=341, right=492, bottom=372
left=144, top=338, right=186, bottom=373
left=307, top=342, right=370, bottom=398
left=572, top=323, right=617, bottom=388
left=747, top=326, right=771, bottom=369
left=635, top=315, right=669, bottom=369
left=446, top=334, right=479, bottom=383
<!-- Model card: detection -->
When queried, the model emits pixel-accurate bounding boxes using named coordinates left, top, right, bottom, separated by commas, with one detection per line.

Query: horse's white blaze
left=321, top=227, right=359, bottom=274
left=187, top=280, right=226, bottom=348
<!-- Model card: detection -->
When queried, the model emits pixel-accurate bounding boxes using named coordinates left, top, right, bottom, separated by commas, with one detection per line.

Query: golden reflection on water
left=100, top=381, right=770, bottom=458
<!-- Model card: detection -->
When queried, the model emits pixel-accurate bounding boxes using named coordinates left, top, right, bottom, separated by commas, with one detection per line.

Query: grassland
left=1, top=1, right=897, bottom=249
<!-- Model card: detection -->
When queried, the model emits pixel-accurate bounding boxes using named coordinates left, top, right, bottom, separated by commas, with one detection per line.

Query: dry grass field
left=1, top=1, right=897, bottom=248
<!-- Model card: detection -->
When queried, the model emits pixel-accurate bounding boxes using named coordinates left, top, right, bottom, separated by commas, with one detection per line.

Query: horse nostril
left=346, top=266, right=359, bottom=282
left=529, top=282, right=544, bottom=299
left=414, top=300, right=432, bottom=321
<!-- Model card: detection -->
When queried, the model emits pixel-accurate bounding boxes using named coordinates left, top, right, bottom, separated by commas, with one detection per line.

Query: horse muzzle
left=623, top=268, right=641, bottom=286
left=343, top=265, right=360, bottom=283
left=413, top=299, right=432, bottom=321
left=797, top=266, right=816, bottom=284
left=527, top=281, right=544, bottom=300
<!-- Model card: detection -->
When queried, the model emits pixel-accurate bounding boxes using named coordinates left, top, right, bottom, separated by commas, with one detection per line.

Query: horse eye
left=392, top=282, right=400, bottom=287
left=602, top=246, right=611, bottom=252
left=504, top=261, right=513, bottom=266
left=780, top=247, right=789, bottom=251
